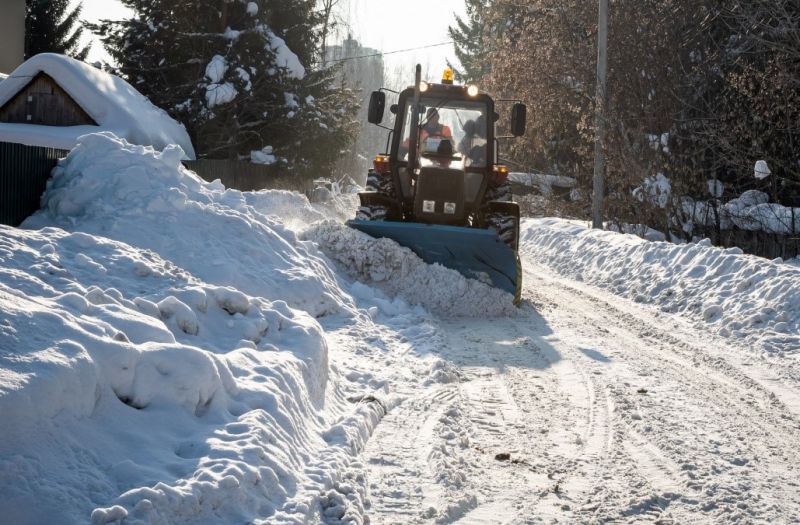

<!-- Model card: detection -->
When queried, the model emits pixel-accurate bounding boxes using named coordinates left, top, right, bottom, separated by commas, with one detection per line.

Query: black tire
left=486, top=211, right=519, bottom=250
left=366, top=170, right=395, bottom=197
left=356, top=205, right=389, bottom=221
left=484, top=181, right=512, bottom=203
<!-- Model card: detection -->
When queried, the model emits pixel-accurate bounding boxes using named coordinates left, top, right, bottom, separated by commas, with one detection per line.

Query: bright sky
left=76, top=0, right=465, bottom=83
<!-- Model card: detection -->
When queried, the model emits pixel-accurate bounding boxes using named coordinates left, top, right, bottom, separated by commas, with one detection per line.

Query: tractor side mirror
left=368, top=91, right=386, bottom=124
left=511, top=103, right=527, bottom=137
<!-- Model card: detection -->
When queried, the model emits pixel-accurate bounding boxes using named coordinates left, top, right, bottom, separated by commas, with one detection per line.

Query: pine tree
left=448, top=0, right=494, bottom=83
left=25, top=0, right=91, bottom=61
left=90, top=0, right=358, bottom=172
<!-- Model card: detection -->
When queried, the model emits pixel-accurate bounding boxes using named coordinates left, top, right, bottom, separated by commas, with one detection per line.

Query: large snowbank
left=0, top=132, right=528, bottom=523
left=0, top=133, right=403, bottom=523
left=0, top=54, right=195, bottom=159
left=0, top=224, right=383, bottom=524
left=24, top=132, right=350, bottom=318
left=520, top=219, right=800, bottom=354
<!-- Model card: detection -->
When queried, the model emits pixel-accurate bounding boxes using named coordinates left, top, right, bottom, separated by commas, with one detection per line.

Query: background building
left=326, top=35, right=385, bottom=184
left=0, top=0, right=25, bottom=73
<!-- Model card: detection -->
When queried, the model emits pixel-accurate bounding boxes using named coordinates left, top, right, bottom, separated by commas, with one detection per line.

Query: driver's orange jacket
left=402, top=124, right=453, bottom=153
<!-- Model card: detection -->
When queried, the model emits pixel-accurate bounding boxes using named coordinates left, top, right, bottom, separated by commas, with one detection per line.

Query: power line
left=328, top=41, right=454, bottom=63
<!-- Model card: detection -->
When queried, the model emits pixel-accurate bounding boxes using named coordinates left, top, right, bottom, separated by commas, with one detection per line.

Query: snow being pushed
left=304, top=220, right=518, bottom=317
left=25, top=132, right=352, bottom=317
left=521, top=218, right=800, bottom=354
left=0, top=53, right=195, bottom=158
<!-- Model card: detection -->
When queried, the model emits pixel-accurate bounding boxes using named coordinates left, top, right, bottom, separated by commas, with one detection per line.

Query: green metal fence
left=0, top=142, right=67, bottom=227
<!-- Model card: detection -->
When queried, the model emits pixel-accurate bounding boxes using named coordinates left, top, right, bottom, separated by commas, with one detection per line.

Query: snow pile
left=0, top=53, right=195, bottom=159
left=304, top=221, right=518, bottom=317
left=520, top=218, right=800, bottom=353
left=682, top=189, right=800, bottom=234
left=24, top=132, right=352, bottom=318
left=0, top=224, right=386, bottom=524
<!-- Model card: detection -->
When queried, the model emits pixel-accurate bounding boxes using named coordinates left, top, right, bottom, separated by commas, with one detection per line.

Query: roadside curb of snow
left=520, top=218, right=800, bottom=355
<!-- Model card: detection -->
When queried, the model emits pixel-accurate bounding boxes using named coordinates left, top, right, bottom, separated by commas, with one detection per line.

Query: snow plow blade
left=346, top=220, right=522, bottom=304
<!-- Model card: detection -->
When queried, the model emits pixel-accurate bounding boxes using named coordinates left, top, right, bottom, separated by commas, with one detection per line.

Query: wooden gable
left=0, top=72, right=98, bottom=127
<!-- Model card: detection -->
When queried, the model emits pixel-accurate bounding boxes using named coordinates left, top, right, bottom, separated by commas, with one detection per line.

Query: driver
left=421, top=107, right=453, bottom=143
left=400, top=107, right=453, bottom=161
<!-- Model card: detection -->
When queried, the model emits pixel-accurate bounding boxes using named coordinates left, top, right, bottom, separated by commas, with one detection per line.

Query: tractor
left=347, top=65, right=527, bottom=304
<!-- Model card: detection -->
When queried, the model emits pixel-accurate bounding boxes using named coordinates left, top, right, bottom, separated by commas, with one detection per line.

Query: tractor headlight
left=466, top=85, right=479, bottom=97
left=419, top=81, right=429, bottom=93
left=444, top=202, right=457, bottom=215
left=423, top=200, right=436, bottom=213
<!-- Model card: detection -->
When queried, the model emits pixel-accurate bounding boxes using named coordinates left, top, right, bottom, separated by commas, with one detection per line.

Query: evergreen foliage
left=25, top=0, right=91, bottom=61
left=448, top=0, right=494, bottom=83
left=90, top=0, right=358, bottom=172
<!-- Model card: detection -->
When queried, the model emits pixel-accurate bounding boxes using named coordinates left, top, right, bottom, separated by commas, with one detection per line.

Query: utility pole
left=592, top=0, right=609, bottom=229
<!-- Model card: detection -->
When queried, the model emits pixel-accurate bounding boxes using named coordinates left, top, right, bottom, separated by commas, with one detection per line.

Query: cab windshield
left=398, top=97, right=489, bottom=169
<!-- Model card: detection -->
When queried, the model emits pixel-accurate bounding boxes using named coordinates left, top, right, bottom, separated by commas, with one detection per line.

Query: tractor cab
left=350, top=65, right=527, bottom=303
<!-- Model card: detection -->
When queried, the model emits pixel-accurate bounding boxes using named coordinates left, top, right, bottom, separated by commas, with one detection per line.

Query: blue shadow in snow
left=579, top=347, right=611, bottom=363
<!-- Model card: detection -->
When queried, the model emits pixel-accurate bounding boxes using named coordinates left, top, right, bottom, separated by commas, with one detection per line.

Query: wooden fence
left=693, top=226, right=800, bottom=260
left=0, top=141, right=67, bottom=226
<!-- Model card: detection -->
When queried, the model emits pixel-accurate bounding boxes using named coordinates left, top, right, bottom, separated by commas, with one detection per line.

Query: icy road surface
left=360, top=260, right=800, bottom=524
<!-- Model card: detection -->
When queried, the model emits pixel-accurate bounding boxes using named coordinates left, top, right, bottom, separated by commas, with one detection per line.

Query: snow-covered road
left=361, top=259, right=800, bottom=524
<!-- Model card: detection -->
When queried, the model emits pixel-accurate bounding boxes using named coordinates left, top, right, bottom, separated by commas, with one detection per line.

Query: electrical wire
left=328, top=41, right=454, bottom=63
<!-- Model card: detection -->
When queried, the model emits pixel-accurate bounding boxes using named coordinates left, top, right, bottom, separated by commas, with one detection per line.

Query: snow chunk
left=755, top=160, right=771, bottom=179
left=268, top=32, right=305, bottom=79
left=246, top=1, right=258, bottom=15
left=205, top=82, right=237, bottom=107
left=205, top=55, right=228, bottom=83
left=251, top=145, right=276, bottom=165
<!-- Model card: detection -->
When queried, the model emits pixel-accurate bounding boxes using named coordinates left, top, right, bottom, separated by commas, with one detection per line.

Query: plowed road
left=358, top=260, right=800, bottom=524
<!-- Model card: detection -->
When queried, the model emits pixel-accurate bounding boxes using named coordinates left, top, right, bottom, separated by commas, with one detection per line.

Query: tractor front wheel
left=356, top=204, right=390, bottom=221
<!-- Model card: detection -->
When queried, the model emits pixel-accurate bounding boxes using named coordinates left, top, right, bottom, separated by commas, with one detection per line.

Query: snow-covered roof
left=0, top=54, right=195, bottom=159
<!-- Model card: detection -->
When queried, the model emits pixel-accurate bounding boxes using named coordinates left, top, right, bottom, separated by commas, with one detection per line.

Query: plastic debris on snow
left=520, top=218, right=800, bottom=354
left=24, top=132, right=353, bottom=318
left=303, top=220, right=518, bottom=318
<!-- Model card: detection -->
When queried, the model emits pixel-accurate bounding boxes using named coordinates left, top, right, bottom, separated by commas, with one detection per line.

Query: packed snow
left=0, top=54, right=195, bottom=159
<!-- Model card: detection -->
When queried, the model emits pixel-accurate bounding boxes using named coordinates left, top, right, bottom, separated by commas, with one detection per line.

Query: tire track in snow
left=523, top=261, right=800, bottom=523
